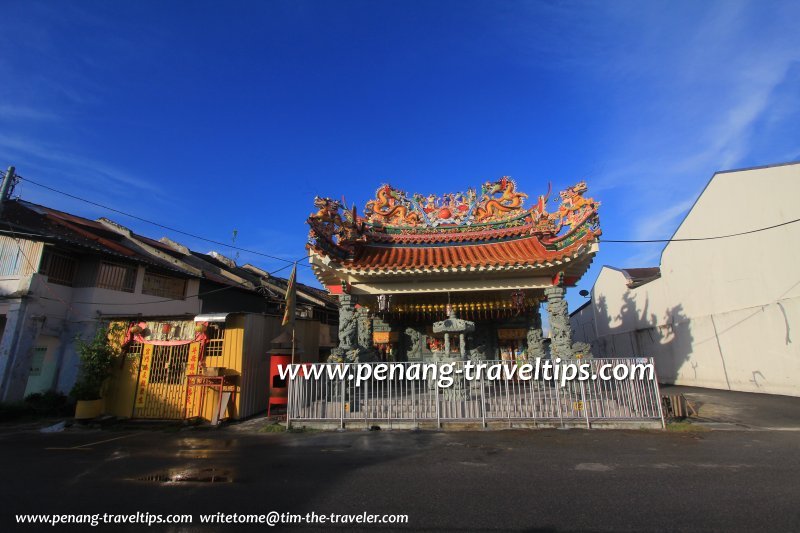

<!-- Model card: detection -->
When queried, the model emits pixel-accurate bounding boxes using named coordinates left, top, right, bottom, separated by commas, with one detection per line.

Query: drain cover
left=136, top=467, right=233, bottom=483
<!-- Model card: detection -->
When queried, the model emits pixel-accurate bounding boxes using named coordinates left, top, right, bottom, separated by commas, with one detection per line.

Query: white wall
left=0, top=242, right=203, bottom=399
left=572, top=163, right=800, bottom=396
left=662, top=163, right=800, bottom=317
left=23, top=335, right=60, bottom=396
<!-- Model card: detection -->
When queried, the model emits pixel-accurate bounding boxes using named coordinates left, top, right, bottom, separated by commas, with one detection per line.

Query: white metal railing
left=287, top=358, right=665, bottom=429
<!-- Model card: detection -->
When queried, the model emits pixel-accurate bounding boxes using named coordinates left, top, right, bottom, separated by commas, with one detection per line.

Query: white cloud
left=0, top=105, right=59, bottom=121
left=634, top=197, right=696, bottom=241
left=0, top=133, right=160, bottom=195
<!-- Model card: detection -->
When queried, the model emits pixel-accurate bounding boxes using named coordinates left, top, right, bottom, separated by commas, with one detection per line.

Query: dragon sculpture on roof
left=364, top=176, right=535, bottom=227
left=307, top=178, right=599, bottom=253
left=473, top=177, right=529, bottom=222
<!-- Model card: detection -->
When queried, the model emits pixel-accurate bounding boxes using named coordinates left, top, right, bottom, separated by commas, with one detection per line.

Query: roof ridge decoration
left=306, top=178, right=600, bottom=258
left=364, top=176, right=532, bottom=228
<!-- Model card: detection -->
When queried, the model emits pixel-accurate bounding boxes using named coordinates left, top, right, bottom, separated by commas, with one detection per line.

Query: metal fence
left=287, top=358, right=665, bottom=429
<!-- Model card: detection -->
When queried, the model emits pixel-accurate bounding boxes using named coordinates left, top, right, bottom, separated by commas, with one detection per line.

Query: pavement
left=1, top=386, right=799, bottom=532
left=1, top=424, right=799, bottom=532
left=659, top=384, right=800, bottom=430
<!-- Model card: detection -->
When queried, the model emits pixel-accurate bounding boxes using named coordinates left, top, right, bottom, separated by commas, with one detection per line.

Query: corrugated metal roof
left=619, top=267, right=661, bottom=288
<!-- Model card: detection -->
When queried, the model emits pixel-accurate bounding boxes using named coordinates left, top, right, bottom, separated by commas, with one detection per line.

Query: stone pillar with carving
left=346, top=304, right=378, bottom=362
left=329, top=294, right=358, bottom=361
left=402, top=327, right=420, bottom=361
left=356, top=306, right=374, bottom=352
left=545, top=285, right=572, bottom=360
left=526, top=303, right=547, bottom=361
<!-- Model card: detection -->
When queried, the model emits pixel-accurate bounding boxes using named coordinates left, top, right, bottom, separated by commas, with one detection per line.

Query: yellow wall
left=195, top=315, right=245, bottom=421
left=103, top=314, right=324, bottom=421
left=104, top=349, right=140, bottom=418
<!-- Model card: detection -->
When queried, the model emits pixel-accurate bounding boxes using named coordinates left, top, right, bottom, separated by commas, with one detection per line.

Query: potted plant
left=71, top=323, right=123, bottom=419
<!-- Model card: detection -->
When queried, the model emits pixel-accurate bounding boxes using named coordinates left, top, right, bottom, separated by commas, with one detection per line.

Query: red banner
left=134, top=344, right=154, bottom=409
left=184, top=342, right=202, bottom=416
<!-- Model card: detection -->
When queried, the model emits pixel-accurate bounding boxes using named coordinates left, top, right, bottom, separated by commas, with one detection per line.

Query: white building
left=571, top=162, right=800, bottom=397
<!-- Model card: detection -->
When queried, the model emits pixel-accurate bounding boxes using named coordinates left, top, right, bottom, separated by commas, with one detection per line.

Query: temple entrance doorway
left=497, top=328, right=528, bottom=363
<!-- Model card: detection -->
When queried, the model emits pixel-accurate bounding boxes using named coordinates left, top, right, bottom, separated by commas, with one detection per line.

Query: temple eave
left=347, top=277, right=563, bottom=296
left=308, top=246, right=597, bottom=296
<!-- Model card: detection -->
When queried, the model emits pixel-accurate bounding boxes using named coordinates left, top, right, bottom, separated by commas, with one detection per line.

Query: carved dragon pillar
left=329, top=294, right=358, bottom=361
left=545, top=285, right=572, bottom=360
left=526, top=304, right=547, bottom=361
left=332, top=300, right=377, bottom=363
left=356, top=306, right=377, bottom=358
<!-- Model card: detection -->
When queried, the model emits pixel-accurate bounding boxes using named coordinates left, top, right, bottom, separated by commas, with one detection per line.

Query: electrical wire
left=598, top=216, right=800, bottom=243
left=8, top=169, right=800, bottom=245
left=268, top=261, right=298, bottom=276
left=13, top=174, right=311, bottom=267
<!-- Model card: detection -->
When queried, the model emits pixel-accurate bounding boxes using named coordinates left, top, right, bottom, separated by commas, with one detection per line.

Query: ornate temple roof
left=306, top=177, right=601, bottom=293
left=347, top=235, right=596, bottom=273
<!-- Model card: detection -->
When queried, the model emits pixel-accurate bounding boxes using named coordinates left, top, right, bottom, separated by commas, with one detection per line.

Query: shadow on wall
left=592, top=293, right=692, bottom=384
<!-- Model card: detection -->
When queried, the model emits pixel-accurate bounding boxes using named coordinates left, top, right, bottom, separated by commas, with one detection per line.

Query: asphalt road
left=1, top=425, right=798, bottom=532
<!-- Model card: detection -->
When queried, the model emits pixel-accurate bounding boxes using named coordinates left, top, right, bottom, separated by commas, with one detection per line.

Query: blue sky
left=2, top=0, right=799, bottom=312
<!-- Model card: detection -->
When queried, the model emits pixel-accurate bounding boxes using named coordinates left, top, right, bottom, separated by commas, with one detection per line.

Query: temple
left=306, top=177, right=601, bottom=363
